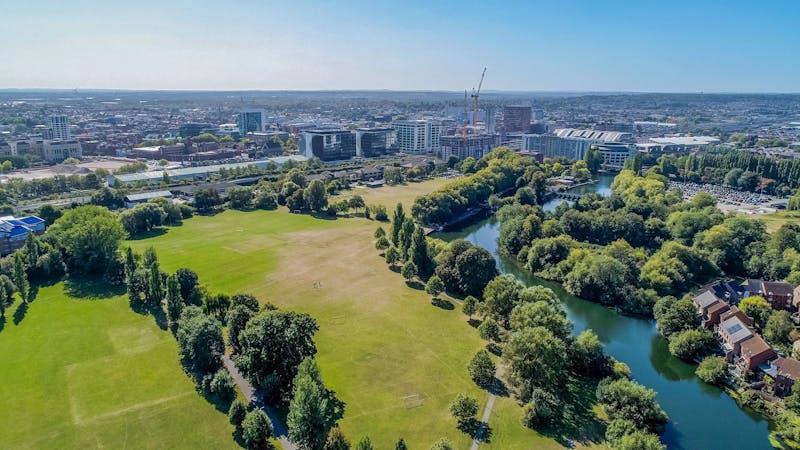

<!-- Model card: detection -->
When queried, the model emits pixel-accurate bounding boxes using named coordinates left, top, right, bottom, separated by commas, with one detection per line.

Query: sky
left=2, top=0, right=799, bottom=93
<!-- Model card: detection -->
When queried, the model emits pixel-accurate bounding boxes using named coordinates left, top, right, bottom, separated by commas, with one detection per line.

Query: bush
left=228, top=399, right=248, bottom=426
left=605, top=419, right=637, bottom=445
left=616, top=431, right=665, bottom=450
left=696, top=356, right=728, bottom=385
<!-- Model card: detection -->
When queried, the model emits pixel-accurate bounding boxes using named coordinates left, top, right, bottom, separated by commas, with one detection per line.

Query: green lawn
left=758, top=210, right=800, bottom=233
left=0, top=281, right=236, bottom=449
left=127, top=209, right=585, bottom=448
left=332, top=177, right=451, bottom=211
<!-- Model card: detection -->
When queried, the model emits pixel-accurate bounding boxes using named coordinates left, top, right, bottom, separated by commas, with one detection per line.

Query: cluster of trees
left=658, top=149, right=800, bottom=195
left=411, top=148, right=543, bottom=226
left=377, top=203, right=436, bottom=285
left=119, top=198, right=193, bottom=234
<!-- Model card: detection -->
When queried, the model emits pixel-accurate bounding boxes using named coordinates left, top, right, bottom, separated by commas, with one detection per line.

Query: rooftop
left=720, top=316, right=754, bottom=343
left=648, top=136, right=720, bottom=146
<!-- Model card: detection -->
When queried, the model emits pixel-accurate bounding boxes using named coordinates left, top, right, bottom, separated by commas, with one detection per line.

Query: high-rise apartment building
left=237, top=109, right=265, bottom=134
left=440, top=134, right=500, bottom=160
left=49, top=115, right=70, bottom=140
left=522, top=134, right=589, bottom=160
left=393, top=120, right=441, bottom=153
left=503, top=105, right=532, bottom=133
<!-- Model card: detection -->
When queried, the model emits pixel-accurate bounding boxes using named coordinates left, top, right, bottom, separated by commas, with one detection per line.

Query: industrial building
left=393, top=120, right=441, bottom=153
left=0, top=215, right=46, bottom=256
left=299, top=129, right=357, bottom=161
left=637, top=136, right=721, bottom=153
left=440, top=134, right=500, bottom=160
left=107, top=155, right=308, bottom=186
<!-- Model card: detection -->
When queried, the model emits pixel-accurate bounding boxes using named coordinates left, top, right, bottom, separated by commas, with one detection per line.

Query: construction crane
left=470, top=67, right=487, bottom=127
left=462, top=90, right=469, bottom=137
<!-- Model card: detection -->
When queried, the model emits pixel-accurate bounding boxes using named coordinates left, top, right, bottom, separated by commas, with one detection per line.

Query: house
left=769, top=357, right=800, bottom=396
left=0, top=215, right=46, bottom=255
left=737, top=335, right=776, bottom=372
left=719, top=306, right=753, bottom=327
left=123, top=191, right=174, bottom=208
left=701, top=279, right=745, bottom=303
left=743, top=279, right=795, bottom=311
left=693, top=290, right=731, bottom=329
left=717, top=316, right=755, bottom=361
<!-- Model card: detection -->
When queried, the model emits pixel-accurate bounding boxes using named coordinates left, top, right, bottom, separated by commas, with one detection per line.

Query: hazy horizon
left=3, top=0, right=799, bottom=93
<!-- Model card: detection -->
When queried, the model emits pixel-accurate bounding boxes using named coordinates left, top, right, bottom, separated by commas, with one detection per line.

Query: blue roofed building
left=0, top=215, right=46, bottom=255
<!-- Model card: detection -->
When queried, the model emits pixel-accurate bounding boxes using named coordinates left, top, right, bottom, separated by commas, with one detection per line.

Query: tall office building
left=503, top=105, right=532, bottom=133
left=237, top=109, right=265, bottom=134
left=49, top=115, right=70, bottom=140
left=299, top=129, right=356, bottom=161
left=393, top=120, right=441, bottom=153
left=355, top=128, right=395, bottom=157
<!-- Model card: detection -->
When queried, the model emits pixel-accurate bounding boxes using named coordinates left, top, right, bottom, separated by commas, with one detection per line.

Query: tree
left=398, top=217, right=415, bottom=257
left=287, top=189, right=306, bottom=211
left=503, top=326, right=567, bottom=399
left=571, top=329, right=609, bottom=376
left=254, top=190, right=279, bottom=210
left=739, top=295, right=772, bottom=330
left=228, top=187, right=254, bottom=209
left=764, top=310, right=793, bottom=346
left=395, top=438, right=407, bottom=450
left=385, top=246, right=400, bottom=266
left=595, top=378, right=668, bottom=432
left=605, top=419, right=638, bottom=446
left=425, top=275, right=444, bottom=298
left=400, top=261, right=418, bottom=281
left=13, top=253, right=28, bottom=303
left=654, top=297, right=699, bottom=337
left=563, top=253, right=627, bottom=306
left=227, top=304, right=256, bottom=353
left=48, top=205, right=126, bottom=274
left=696, top=356, right=728, bottom=386
left=145, top=260, right=164, bottom=306
left=449, top=393, right=478, bottom=428
left=478, top=317, right=501, bottom=342
left=375, top=236, right=390, bottom=251
left=195, top=188, right=222, bottom=211
left=462, top=296, right=478, bottom=318
left=408, top=226, right=432, bottom=277
left=242, top=409, right=274, bottom=450
left=374, top=227, right=386, bottom=239
left=165, top=274, right=183, bottom=325
left=287, top=357, right=345, bottom=450
left=616, top=431, right=665, bottom=450
left=509, top=301, right=571, bottom=341
left=483, top=275, right=522, bottom=326
left=785, top=382, right=800, bottom=413
left=176, top=307, right=224, bottom=373
left=38, top=204, right=63, bottom=225
left=355, top=437, right=373, bottom=450
left=228, top=398, right=248, bottom=427
left=304, top=179, right=328, bottom=212
left=668, top=329, right=714, bottom=361
left=235, top=310, right=319, bottom=400
left=348, top=196, right=365, bottom=215
left=468, top=350, right=496, bottom=387
left=521, top=388, right=559, bottom=428
left=390, top=203, right=405, bottom=246
left=324, top=427, right=350, bottom=450
left=175, top=268, right=201, bottom=305
left=434, top=240, right=498, bottom=298
left=207, top=368, right=236, bottom=402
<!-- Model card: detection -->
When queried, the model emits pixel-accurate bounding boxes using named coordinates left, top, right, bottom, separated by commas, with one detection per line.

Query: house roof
left=740, top=335, right=774, bottom=359
left=707, top=301, right=731, bottom=316
left=694, top=290, right=721, bottom=309
left=764, top=281, right=794, bottom=297
left=124, top=190, right=173, bottom=202
left=776, top=357, right=800, bottom=380
left=720, top=306, right=753, bottom=326
left=720, top=316, right=753, bottom=343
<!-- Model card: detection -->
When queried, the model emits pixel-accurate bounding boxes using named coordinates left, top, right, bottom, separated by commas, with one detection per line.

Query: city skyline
left=2, top=0, right=799, bottom=93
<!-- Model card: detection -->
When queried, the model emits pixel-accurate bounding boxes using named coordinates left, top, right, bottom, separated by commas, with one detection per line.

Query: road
left=222, top=355, right=297, bottom=450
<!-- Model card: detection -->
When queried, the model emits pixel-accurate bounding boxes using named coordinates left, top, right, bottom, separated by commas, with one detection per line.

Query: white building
left=49, top=115, right=70, bottom=140
left=394, top=120, right=441, bottom=153
left=522, top=134, right=589, bottom=160
left=43, top=140, right=82, bottom=162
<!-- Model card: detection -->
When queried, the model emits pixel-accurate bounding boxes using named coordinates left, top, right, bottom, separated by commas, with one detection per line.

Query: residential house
left=704, top=302, right=732, bottom=330
left=717, top=316, right=755, bottom=361
left=743, top=279, right=795, bottom=311
left=738, top=335, right=776, bottom=372
left=719, top=306, right=754, bottom=327
left=771, top=357, right=800, bottom=396
left=693, top=290, right=731, bottom=329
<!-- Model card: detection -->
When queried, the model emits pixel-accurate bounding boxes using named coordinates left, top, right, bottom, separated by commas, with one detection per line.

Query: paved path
left=470, top=391, right=497, bottom=450
left=222, top=355, right=297, bottom=450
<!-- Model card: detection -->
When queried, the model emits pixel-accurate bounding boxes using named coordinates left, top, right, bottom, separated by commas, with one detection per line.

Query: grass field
left=0, top=281, right=237, bottom=449
left=758, top=210, right=800, bottom=233
left=332, top=177, right=451, bottom=211
left=126, top=207, right=591, bottom=448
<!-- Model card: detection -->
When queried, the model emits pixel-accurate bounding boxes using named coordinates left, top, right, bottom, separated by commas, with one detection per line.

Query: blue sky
left=2, top=0, right=798, bottom=92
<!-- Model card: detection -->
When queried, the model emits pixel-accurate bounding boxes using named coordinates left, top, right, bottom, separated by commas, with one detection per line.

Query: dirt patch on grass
left=107, top=325, right=159, bottom=355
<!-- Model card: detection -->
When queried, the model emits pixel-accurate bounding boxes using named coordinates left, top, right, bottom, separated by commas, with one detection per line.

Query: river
left=437, top=174, right=772, bottom=450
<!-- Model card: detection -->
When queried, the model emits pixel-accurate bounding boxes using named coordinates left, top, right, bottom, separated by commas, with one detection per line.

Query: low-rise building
left=743, top=279, right=795, bottom=311
left=123, top=191, right=174, bottom=208
left=770, top=357, right=800, bottom=396
left=738, top=335, right=776, bottom=372
left=717, top=316, right=755, bottom=361
left=0, top=215, right=46, bottom=255
left=43, top=139, right=82, bottom=162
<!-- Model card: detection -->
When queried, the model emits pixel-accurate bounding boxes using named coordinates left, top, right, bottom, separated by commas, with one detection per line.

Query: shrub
left=696, top=356, right=728, bottom=386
